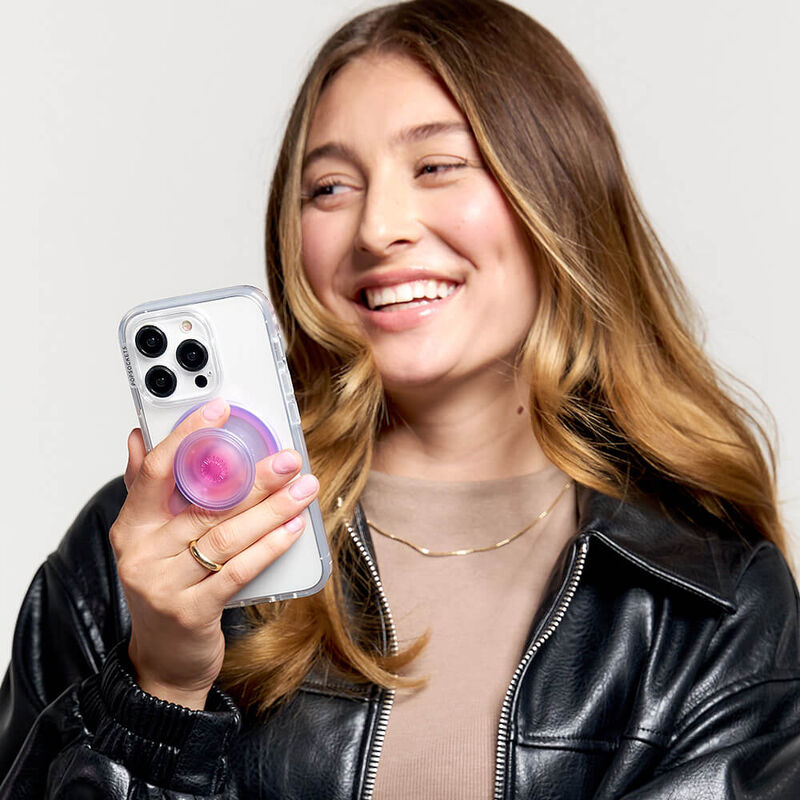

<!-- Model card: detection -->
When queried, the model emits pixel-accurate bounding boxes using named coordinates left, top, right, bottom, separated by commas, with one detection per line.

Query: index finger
left=125, top=397, right=231, bottom=518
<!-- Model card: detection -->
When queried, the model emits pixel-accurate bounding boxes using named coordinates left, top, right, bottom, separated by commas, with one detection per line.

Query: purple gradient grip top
left=172, top=404, right=280, bottom=510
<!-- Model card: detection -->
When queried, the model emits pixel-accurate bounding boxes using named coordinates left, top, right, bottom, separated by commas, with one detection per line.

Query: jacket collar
left=575, top=485, right=757, bottom=613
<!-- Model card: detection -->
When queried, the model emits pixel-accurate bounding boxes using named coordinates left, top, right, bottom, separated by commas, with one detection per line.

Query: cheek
left=434, top=178, right=538, bottom=330
left=435, top=178, right=525, bottom=265
left=300, top=212, right=344, bottom=301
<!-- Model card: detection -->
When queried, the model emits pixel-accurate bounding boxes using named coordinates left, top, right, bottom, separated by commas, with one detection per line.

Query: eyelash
left=415, top=161, right=467, bottom=178
left=306, top=161, right=467, bottom=200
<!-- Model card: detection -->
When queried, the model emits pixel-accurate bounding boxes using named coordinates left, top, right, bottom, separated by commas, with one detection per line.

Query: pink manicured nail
left=272, top=450, right=300, bottom=475
left=202, top=398, right=227, bottom=420
left=288, top=474, right=318, bottom=500
left=285, top=515, right=305, bottom=533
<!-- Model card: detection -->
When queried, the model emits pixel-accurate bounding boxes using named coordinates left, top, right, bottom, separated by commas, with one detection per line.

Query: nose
left=354, top=173, right=419, bottom=257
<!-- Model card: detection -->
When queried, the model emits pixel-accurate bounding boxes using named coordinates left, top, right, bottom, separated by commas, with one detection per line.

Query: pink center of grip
left=200, top=454, right=229, bottom=484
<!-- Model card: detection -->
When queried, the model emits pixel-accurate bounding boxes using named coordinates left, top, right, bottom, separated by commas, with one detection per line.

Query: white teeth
left=363, top=280, right=457, bottom=310
left=395, top=283, right=413, bottom=303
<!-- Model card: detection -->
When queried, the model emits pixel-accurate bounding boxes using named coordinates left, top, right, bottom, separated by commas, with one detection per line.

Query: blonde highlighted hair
left=220, top=0, right=786, bottom=714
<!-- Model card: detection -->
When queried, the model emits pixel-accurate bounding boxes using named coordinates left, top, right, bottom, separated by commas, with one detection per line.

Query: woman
left=1, top=1, right=798, bottom=797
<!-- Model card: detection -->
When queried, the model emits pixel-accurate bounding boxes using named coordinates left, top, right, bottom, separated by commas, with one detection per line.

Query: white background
left=1, top=0, right=798, bottom=670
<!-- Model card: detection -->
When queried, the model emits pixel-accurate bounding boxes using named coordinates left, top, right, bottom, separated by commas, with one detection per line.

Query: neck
left=373, top=372, right=551, bottom=481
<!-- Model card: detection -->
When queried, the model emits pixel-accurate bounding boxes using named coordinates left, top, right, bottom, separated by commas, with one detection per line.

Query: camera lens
left=145, top=365, right=177, bottom=398
left=176, top=339, right=208, bottom=372
left=135, top=326, right=167, bottom=358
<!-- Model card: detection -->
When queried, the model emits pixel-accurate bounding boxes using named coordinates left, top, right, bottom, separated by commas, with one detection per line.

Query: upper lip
left=350, top=267, right=463, bottom=302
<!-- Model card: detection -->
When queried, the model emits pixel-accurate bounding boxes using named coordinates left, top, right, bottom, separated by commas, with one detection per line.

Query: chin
left=375, top=359, right=457, bottom=395
left=379, top=370, right=449, bottom=393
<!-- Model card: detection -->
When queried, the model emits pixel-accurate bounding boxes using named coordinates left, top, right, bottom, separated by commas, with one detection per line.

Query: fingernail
left=202, top=398, right=227, bottom=420
left=285, top=515, right=305, bottom=533
left=272, top=450, right=300, bottom=475
left=288, top=474, right=318, bottom=500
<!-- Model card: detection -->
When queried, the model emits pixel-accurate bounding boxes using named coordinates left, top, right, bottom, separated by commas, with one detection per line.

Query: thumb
left=123, top=398, right=230, bottom=518
left=124, top=428, right=146, bottom=492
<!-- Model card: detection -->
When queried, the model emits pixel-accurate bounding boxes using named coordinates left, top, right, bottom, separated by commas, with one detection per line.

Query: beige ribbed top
left=360, top=465, right=578, bottom=800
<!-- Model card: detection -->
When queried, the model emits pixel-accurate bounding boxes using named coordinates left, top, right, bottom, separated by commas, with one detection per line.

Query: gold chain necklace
left=365, top=480, right=573, bottom=557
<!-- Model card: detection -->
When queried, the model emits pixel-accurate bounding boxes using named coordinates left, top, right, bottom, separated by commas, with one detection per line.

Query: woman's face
left=300, top=54, right=538, bottom=393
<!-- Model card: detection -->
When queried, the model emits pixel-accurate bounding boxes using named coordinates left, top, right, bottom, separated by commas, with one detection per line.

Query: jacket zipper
left=346, top=518, right=398, bottom=800
left=493, top=536, right=590, bottom=800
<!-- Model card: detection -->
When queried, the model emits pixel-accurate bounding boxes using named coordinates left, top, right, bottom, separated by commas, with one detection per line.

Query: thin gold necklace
left=365, top=480, right=573, bottom=557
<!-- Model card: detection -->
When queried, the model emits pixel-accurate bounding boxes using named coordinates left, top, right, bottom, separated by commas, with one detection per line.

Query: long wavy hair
left=220, top=0, right=786, bottom=714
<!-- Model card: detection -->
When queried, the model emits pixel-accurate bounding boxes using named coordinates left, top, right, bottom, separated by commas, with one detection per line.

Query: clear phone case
left=118, top=285, right=331, bottom=607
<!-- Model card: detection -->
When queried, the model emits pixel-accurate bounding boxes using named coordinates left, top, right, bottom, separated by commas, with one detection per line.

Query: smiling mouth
left=361, top=279, right=458, bottom=312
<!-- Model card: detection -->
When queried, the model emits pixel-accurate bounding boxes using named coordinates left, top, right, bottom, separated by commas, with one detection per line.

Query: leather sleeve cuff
left=79, top=641, right=241, bottom=794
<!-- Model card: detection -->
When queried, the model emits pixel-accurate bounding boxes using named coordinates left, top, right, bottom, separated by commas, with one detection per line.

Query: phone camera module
left=145, top=365, right=177, bottom=398
left=176, top=339, right=208, bottom=372
left=135, top=325, right=167, bottom=358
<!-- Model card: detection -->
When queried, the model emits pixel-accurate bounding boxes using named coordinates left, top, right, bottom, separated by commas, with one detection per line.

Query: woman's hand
left=110, top=397, right=319, bottom=710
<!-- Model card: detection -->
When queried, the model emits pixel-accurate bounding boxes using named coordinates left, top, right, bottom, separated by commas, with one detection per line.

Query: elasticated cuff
left=79, top=641, right=241, bottom=794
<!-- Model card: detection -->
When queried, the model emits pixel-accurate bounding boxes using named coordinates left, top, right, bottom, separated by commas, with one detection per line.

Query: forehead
left=305, top=54, right=466, bottom=150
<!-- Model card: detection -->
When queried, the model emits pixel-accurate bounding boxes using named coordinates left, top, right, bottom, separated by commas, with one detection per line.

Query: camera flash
left=181, top=320, right=193, bottom=332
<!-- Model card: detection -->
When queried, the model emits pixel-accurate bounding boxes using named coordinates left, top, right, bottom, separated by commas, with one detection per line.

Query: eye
left=308, top=180, right=349, bottom=199
left=415, top=161, right=468, bottom=179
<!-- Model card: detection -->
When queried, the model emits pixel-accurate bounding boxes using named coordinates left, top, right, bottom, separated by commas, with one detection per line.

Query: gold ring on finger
left=188, top=539, right=224, bottom=573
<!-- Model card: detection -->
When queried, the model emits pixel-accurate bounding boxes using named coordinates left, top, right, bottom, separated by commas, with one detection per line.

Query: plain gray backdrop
left=1, top=0, right=798, bottom=669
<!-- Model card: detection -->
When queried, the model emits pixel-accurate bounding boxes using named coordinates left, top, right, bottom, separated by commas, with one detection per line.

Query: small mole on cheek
left=517, top=406, right=524, bottom=415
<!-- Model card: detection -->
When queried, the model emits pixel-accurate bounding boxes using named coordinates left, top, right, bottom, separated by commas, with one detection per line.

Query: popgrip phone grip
left=173, top=404, right=280, bottom=510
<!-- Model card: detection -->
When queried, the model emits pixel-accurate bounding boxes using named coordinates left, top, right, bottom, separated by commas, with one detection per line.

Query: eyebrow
left=302, top=120, right=470, bottom=171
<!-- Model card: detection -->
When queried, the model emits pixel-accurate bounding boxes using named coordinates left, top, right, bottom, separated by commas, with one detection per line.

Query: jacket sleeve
left=620, top=542, right=800, bottom=799
left=0, top=478, right=242, bottom=798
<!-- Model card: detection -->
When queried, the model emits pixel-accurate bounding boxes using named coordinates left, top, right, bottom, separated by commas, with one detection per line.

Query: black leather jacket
left=1, top=476, right=799, bottom=799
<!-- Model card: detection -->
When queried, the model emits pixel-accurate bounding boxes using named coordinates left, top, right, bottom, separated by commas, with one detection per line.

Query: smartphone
left=118, top=285, right=331, bottom=607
